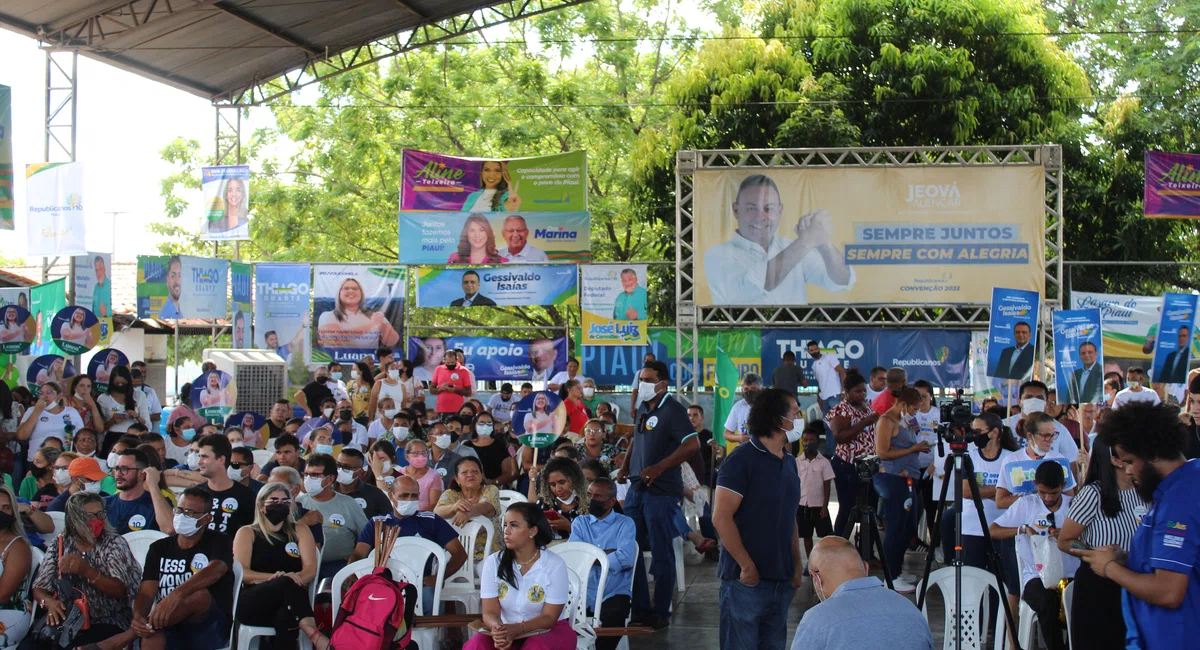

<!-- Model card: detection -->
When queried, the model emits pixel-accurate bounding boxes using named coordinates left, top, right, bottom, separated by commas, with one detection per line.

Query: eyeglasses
left=173, top=507, right=207, bottom=518
left=584, top=428, right=605, bottom=435
left=264, top=498, right=292, bottom=506
left=112, top=466, right=141, bottom=474
left=83, top=509, right=107, bottom=521
left=1032, top=432, right=1057, bottom=441
left=335, top=463, right=361, bottom=472
left=229, top=462, right=248, bottom=469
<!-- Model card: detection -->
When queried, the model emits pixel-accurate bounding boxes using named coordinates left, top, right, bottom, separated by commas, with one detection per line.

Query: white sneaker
left=891, top=577, right=917, bottom=594
left=899, top=572, right=918, bottom=584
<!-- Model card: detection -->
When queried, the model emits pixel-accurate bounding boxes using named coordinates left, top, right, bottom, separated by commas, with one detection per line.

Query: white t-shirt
left=810, top=354, right=842, bottom=399
left=702, top=231, right=855, bottom=305
left=136, top=385, right=163, bottom=416
left=164, top=439, right=192, bottom=466
left=997, top=448, right=1077, bottom=496
left=1003, top=414, right=1079, bottom=460
left=97, top=391, right=151, bottom=434
left=21, top=407, right=84, bottom=460
left=488, top=394, right=518, bottom=422
left=547, top=371, right=586, bottom=388
left=470, top=189, right=497, bottom=212
left=865, top=386, right=884, bottom=403
left=723, top=399, right=752, bottom=441
left=505, top=244, right=549, bottom=263
left=1112, top=387, right=1161, bottom=408
left=377, top=381, right=406, bottom=410
left=912, top=408, right=941, bottom=468
left=328, top=379, right=350, bottom=403
left=993, top=492, right=1079, bottom=588
left=960, top=446, right=1010, bottom=537
left=479, top=549, right=570, bottom=624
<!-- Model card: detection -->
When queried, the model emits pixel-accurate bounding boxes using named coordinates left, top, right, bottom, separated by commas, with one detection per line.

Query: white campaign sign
left=25, top=163, right=86, bottom=256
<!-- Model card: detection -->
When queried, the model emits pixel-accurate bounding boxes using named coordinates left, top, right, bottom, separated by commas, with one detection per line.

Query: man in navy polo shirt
left=347, top=475, right=468, bottom=614
left=713, top=387, right=803, bottom=650
left=1078, top=402, right=1199, bottom=650
left=617, top=359, right=699, bottom=630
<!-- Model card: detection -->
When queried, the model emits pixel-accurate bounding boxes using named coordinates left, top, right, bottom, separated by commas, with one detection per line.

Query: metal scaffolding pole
left=42, top=50, right=77, bottom=285
left=210, top=106, right=243, bottom=347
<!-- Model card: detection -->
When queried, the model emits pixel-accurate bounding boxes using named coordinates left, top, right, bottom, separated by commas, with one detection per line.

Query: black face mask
left=339, top=409, right=353, bottom=422
left=803, top=443, right=819, bottom=457
left=445, top=362, right=457, bottom=369
left=264, top=504, right=291, bottom=525
left=110, top=383, right=127, bottom=393
left=29, top=465, right=47, bottom=480
left=588, top=499, right=610, bottom=517
left=975, top=434, right=992, bottom=449
left=0, top=512, right=15, bottom=530
left=316, top=376, right=328, bottom=384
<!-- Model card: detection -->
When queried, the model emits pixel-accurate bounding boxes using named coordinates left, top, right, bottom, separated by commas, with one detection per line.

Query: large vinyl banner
left=25, top=163, right=87, bottom=256
left=231, top=262, right=252, bottom=348
left=1069, top=292, right=1200, bottom=372
left=1144, top=152, right=1200, bottom=219
left=692, top=166, right=1044, bottom=305
left=398, top=211, right=590, bottom=264
left=580, top=265, right=649, bottom=345
left=416, top=265, right=576, bottom=308
left=312, top=266, right=405, bottom=364
left=73, top=253, right=113, bottom=345
left=407, top=335, right=567, bottom=382
left=137, top=255, right=229, bottom=319
left=200, top=166, right=251, bottom=240
left=255, top=264, right=310, bottom=362
left=0, top=84, right=12, bottom=230
left=761, top=328, right=971, bottom=388
left=30, top=279, right=67, bottom=356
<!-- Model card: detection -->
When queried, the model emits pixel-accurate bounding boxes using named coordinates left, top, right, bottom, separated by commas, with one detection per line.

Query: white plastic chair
left=552, top=542, right=610, bottom=629
left=369, top=537, right=449, bottom=650
left=1063, top=580, right=1074, bottom=650
left=124, top=530, right=169, bottom=569
left=496, top=489, right=526, bottom=517
left=614, top=542, right=638, bottom=650
left=641, top=536, right=686, bottom=595
left=252, top=449, right=273, bottom=468
left=1014, top=549, right=1040, bottom=650
left=566, top=566, right=596, bottom=650
left=220, top=560, right=243, bottom=650
left=442, top=517, right=493, bottom=614
left=8, top=547, right=45, bottom=650
left=45, top=511, right=65, bottom=539
left=236, top=547, right=322, bottom=650
left=805, top=402, right=822, bottom=427
left=921, top=566, right=1008, bottom=650
left=264, top=438, right=277, bottom=452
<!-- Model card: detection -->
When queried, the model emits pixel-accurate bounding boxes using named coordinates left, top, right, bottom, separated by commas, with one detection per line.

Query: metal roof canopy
left=0, top=0, right=590, bottom=106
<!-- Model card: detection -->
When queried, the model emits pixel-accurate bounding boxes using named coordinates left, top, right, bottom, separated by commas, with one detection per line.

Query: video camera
left=853, top=454, right=881, bottom=480
left=937, top=389, right=979, bottom=447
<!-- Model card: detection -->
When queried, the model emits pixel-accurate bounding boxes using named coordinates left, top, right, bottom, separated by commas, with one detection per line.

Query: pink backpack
left=330, top=566, right=417, bottom=650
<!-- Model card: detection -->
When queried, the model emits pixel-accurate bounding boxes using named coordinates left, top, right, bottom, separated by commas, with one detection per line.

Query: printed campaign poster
left=760, top=328, right=971, bottom=388
left=0, top=305, right=34, bottom=354
left=50, top=306, right=100, bottom=355
left=25, top=162, right=87, bottom=256
left=26, top=355, right=75, bottom=394
left=400, top=150, right=587, bottom=213
left=225, top=411, right=264, bottom=435
left=1144, top=152, right=1200, bottom=219
left=581, top=264, right=649, bottom=345
left=986, top=288, right=1040, bottom=381
left=511, top=390, right=567, bottom=449
left=398, top=211, right=590, bottom=265
left=30, top=279, right=67, bottom=356
left=73, top=253, right=113, bottom=345
left=255, top=264, right=310, bottom=362
left=0, top=289, right=29, bottom=310
left=1052, top=309, right=1104, bottom=405
left=0, top=84, right=12, bottom=230
left=137, top=255, right=229, bottom=319
left=191, top=370, right=237, bottom=425
left=231, top=262, right=252, bottom=348
left=201, top=166, right=251, bottom=240
left=311, top=266, right=405, bottom=364
left=408, top=336, right=567, bottom=383
left=416, top=265, right=577, bottom=308
left=87, top=348, right=129, bottom=392
left=692, top=166, right=1045, bottom=305
left=1150, top=292, right=1198, bottom=385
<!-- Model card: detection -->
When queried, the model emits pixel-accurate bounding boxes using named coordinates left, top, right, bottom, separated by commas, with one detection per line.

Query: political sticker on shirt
left=511, top=391, right=566, bottom=448
left=311, top=265, right=405, bottom=365
left=285, top=542, right=300, bottom=558
left=87, top=348, right=129, bottom=393
left=329, top=513, right=346, bottom=529
left=986, top=287, right=1040, bottom=381
left=221, top=498, right=239, bottom=513
left=497, top=582, right=509, bottom=600
left=190, top=553, right=210, bottom=573
left=355, top=498, right=368, bottom=510
left=0, top=304, right=34, bottom=354
left=527, top=584, right=545, bottom=603
left=580, top=264, right=648, bottom=345
left=26, top=355, right=76, bottom=395
left=191, top=370, right=237, bottom=425
left=127, top=514, right=147, bottom=531
left=50, top=306, right=100, bottom=354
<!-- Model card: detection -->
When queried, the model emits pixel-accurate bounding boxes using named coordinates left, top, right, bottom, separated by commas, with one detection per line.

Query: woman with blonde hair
left=58, top=308, right=93, bottom=348
left=233, top=482, right=319, bottom=650
left=208, top=177, right=248, bottom=233
left=0, top=306, right=31, bottom=344
left=448, top=214, right=508, bottom=264
left=0, top=485, right=32, bottom=647
left=316, top=277, right=400, bottom=351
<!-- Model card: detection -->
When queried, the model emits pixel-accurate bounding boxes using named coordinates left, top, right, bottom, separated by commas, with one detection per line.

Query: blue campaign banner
left=1052, top=309, right=1104, bottom=405
left=254, top=263, right=311, bottom=362
left=581, top=333, right=695, bottom=387
left=398, top=211, right=591, bottom=264
left=407, top=336, right=567, bottom=382
left=416, top=265, right=577, bottom=307
left=1150, top=292, right=1198, bottom=385
left=1003, top=456, right=1076, bottom=495
left=986, top=287, right=1040, bottom=380
left=761, top=329, right=971, bottom=388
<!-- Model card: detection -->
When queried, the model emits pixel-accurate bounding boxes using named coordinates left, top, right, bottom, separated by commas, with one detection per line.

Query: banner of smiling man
left=136, top=255, right=229, bottom=320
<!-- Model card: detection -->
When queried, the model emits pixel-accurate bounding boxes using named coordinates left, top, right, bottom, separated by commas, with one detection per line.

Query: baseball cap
left=68, top=457, right=108, bottom=482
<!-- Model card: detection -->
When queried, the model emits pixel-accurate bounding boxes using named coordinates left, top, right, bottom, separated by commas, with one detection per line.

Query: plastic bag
left=1030, top=534, right=1065, bottom=585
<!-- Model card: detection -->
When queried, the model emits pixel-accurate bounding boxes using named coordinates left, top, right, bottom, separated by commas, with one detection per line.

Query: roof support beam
left=207, top=1, right=324, bottom=57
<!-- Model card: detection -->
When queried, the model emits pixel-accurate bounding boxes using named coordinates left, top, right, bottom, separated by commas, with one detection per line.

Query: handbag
left=21, top=540, right=90, bottom=650
left=1030, top=533, right=1065, bottom=585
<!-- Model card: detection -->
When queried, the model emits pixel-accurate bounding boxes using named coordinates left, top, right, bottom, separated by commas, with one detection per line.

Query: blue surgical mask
left=331, top=372, right=342, bottom=381
left=181, top=428, right=196, bottom=441
left=316, top=444, right=334, bottom=455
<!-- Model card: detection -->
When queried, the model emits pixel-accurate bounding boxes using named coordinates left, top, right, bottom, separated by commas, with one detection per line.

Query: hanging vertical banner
left=580, top=264, right=649, bottom=345
left=1150, top=292, right=1198, bottom=385
left=0, top=305, right=34, bottom=354
left=137, top=255, right=229, bottom=319
left=25, top=162, right=87, bottom=255
left=30, top=279, right=67, bottom=356
left=986, top=287, right=1040, bottom=381
left=0, top=84, right=12, bottom=230
left=311, top=266, right=405, bottom=364
left=231, top=262, right=252, bottom=348
left=73, top=253, right=113, bottom=345
left=1144, top=152, right=1200, bottom=219
left=0, top=289, right=29, bottom=310
left=1052, top=309, right=1104, bottom=405
left=200, top=166, right=251, bottom=240
left=255, top=263, right=310, bottom=362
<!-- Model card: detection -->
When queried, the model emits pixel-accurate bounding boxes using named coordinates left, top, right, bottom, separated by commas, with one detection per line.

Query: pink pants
left=463, top=619, right=576, bottom=650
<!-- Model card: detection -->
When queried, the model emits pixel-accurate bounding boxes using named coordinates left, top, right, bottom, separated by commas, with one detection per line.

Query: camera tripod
left=841, top=459, right=894, bottom=590
left=916, top=440, right=1021, bottom=650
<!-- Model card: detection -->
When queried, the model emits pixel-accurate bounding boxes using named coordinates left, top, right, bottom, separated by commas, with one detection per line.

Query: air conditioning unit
left=201, top=349, right=287, bottom=416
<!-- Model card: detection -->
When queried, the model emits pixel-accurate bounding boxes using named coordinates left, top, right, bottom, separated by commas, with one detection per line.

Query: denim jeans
left=625, top=487, right=681, bottom=619
left=872, top=472, right=917, bottom=580
left=830, top=455, right=858, bottom=537
left=718, top=579, right=795, bottom=650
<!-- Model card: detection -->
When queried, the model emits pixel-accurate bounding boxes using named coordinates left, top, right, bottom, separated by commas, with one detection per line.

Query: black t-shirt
left=301, top=381, right=334, bottom=415
left=201, top=480, right=257, bottom=535
left=264, top=420, right=286, bottom=440
left=260, top=458, right=306, bottom=478
left=464, top=440, right=510, bottom=481
left=142, top=529, right=236, bottom=616
left=346, top=482, right=392, bottom=520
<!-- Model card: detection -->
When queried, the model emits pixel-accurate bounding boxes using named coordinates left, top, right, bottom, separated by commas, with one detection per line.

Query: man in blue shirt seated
left=791, top=536, right=934, bottom=650
left=347, top=475, right=468, bottom=614
left=1076, top=402, right=1200, bottom=650
left=567, top=476, right=638, bottom=650
left=107, top=447, right=175, bottom=533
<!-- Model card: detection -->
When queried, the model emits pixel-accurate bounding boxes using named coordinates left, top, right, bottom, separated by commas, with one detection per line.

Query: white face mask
left=785, top=418, right=803, bottom=443
left=433, top=434, right=452, bottom=449
left=323, top=408, right=334, bottom=419
left=84, top=481, right=102, bottom=493
left=186, top=452, right=200, bottom=471
left=173, top=512, right=203, bottom=537
left=106, top=451, right=119, bottom=468
left=351, top=370, right=360, bottom=380
left=380, top=460, right=392, bottom=475
left=1128, top=380, right=1141, bottom=390
left=388, top=369, right=400, bottom=380
left=556, top=491, right=576, bottom=505
left=77, top=449, right=95, bottom=458
left=1029, top=443, right=1049, bottom=458
left=582, top=387, right=595, bottom=399
left=54, top=469, right=71, bottom=487
left=1021, top=398, right=1046, bottom=414
left=303, top=475, right=327, bottom=495
left=392, top=426, right=409, bottom=439
left=476, top=424, right=493, bottom=437
left=336, top=468, right=357, bottom=485
left=394, top=499, right=419, bottom=517
left=227, top=465, right=244, bottom=482
left=383, top=408, right=399, bottom=419
left=637, top=381, right=659, bottom=404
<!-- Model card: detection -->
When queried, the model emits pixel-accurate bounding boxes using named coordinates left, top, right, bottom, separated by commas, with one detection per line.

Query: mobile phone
left=1069, top=539, right=1092, bottom=552
left=543, top=510, right=560, bottom=521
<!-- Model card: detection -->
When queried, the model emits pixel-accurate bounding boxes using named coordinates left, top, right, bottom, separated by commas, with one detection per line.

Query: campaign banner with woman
left=73, top=253, right=112, bottom=345
left=312, top=265, right=405, bottom=364
left=51, top=306, right=100, bottom=354
left=1150, top=292, right=1198, bottom=385
left=1144, top=151, right=1200, bottom=219
left=191, top=369, right=237, bottom=424
left=225, top=411, right=264, bottom=436
left=580, top=264, right=649, bottom=346
left=406, top=336, right=567, bottom=382
left=398, top=211, right=590, bottom=265
left=0, top=289, right=29, bottom=309
left=416, top=264, right=577, bottom=308
left=400, top=150, right=587, bottom=213
left=255, top=263, right=310, bottom=362
left=26, top=355, right=75, bottom=394
left=30, top=278, right=66, bottom=356
left=87, top=348, right=129, bottom=392
left=0, top=304, right=34, bottom=354
left=25, top=162, right=87, bottom=256
left=986, top=287, right=1040, bottom=381
left=201, top=165, right=251, bottom=240
left=1052, top=309, right=1105, bottom=405
left=231, top=262, right=253, bottom=348
left=511, top=390, right=567, bottom=449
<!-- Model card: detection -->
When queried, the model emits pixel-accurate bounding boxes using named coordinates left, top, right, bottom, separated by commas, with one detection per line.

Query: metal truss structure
left=673, top=145, right=1064, bottom=400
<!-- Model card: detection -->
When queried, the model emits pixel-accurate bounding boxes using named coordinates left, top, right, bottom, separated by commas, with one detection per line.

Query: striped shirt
left=1066, top=483, right=1148, bottom=551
